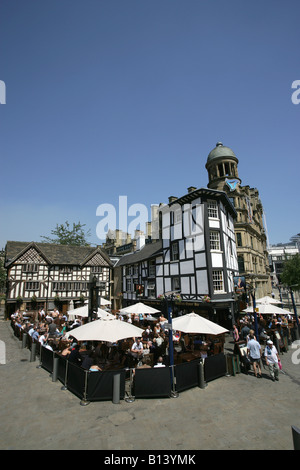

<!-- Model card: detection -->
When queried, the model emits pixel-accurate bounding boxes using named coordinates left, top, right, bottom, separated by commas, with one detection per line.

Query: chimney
left=135, top=231, right=145, bottom=250
left=168, top=196, right=178, bottom=204
left=188, top=186, right=197, bottom=193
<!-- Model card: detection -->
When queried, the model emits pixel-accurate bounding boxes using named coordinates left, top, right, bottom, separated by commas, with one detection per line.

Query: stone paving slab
left=1, top=319, right=300, bottom=451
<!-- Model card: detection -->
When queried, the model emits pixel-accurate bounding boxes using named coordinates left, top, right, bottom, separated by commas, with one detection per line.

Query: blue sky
left=0, top=0, right=299, bottom=249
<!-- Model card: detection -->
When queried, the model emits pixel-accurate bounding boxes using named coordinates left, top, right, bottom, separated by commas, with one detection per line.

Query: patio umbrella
left=67, top=305, right=115, bottom=321
left=120, top=302, right=161, bottom=316
left=256, top=296, right=282, bottom=305
left=242, top=303, right=293, bottom=315
left=172, top=312, right=229, bottom=335
left=99, top=297, right=112, bottom=306
left=65, top=318, right=144, bottom=343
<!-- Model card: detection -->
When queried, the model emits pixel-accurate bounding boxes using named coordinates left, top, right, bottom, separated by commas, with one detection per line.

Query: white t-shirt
left=264, top=345, right=278, bottom=364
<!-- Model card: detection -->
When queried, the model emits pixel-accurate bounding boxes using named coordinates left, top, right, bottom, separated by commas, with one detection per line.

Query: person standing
left=264, top=340, right=280, bottom=382
left=233, top=324, right=239, bottom=343
left=247, top=332, right=262, bottom=378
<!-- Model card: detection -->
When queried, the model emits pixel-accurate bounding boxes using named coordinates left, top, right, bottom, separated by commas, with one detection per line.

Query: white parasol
left=120, top=302, right=161, bottom=316
left=172, top=312, right=229, bottom=335
left=256, top=296, right=282, bottom=305
left=99, top=297, right=112, bottom=306
left=67, top=305, right=115, bottom=321
left=242, top=303, right=293, bottom=315
left=65, top=318, right=144, bottom=343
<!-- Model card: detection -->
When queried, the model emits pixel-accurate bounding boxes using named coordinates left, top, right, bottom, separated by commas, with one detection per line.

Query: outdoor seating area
left=10, top=296, right=299, bottom=404
left=9, top=302, right=232, bottom=403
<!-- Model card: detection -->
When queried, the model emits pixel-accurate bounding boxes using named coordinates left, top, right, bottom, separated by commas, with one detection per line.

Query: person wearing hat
left=264, top=340, right=280, bottom=382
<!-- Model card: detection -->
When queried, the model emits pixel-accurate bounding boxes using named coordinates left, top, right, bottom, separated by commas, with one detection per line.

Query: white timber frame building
left=5, top=241, right=112, bottom=316
left=116, top=187, right=239, bottom=329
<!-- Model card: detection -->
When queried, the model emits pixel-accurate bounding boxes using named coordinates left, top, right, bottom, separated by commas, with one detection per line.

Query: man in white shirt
left=131, top=338, right=144, bottom=359
left=264, top=340, right=280, bottom=382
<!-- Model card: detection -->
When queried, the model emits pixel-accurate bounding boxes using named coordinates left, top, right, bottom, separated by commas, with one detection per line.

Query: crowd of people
left=10, top=307, right=209, bottom=371
left=232, top=312, right=297, bottom=382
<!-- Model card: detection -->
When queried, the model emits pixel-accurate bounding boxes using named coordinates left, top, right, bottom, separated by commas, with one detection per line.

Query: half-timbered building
left=116, top=187, right=239, bottom=328
left=5, top=241, right=112, bottom=315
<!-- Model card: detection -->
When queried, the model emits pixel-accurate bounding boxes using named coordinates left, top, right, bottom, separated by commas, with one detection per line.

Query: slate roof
left=116, top=240, right=163, bottom=267
left=5, top=241, right=113, bottom=267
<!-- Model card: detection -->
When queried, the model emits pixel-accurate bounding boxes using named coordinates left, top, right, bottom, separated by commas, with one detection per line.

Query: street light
left=160, top=291, right=180, bottom=398
left=246, top=281, right=259, bottom=341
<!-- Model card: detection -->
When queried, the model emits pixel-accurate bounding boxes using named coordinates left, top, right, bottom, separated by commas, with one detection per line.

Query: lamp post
left=161, top=291, right=180, bottom=398
left=289, top=285, right=299, bottom=328
left=246, top=281, right=259, bottom=341
left=88, top=275, right=99, bottom=323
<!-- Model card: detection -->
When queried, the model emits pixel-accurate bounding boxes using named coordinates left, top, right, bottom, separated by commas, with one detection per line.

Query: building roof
left=5, top=241, right=113, bottom=267
left=116, top=240, right=163, bottom=267
left=166, top=187, right=237, bottom=219
left=206, top=142, right=238, bottom=165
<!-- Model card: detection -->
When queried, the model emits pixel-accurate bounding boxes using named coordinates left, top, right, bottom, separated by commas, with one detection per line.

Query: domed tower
left=206, top=142, right=241, bottom=191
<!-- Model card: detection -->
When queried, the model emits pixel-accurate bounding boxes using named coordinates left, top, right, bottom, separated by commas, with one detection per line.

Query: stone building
left=205, top=142, right=271, bottom=299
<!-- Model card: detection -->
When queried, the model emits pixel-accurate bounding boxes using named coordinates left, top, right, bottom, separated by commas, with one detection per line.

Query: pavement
left=1, top=317, right=300, bottom=452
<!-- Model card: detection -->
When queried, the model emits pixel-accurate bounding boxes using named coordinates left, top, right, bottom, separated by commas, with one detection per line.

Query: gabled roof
left=165, top=187, right=237, bottom=218
left=5, top=241, right=112, bottom=268
left=116, top=240, right=163, bottom=267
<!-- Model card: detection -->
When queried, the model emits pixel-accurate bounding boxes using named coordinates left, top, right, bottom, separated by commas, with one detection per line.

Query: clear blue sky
left=0, top=0, right=299, bottom=249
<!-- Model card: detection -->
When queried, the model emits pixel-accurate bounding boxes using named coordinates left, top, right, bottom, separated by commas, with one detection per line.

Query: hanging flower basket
left=202, top=295, right=211, bottom=303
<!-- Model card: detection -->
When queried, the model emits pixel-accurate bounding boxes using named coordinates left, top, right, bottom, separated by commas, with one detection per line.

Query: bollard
left=22, top=333, right=27, bottom=349
left=113, top=373, right=121, bottom=404
left=52, top=356, right=59, bottom=382
left=198, top=360, right=207, bottom=389
left=125, top=368, right=135, bottom=403
left=30, top=342, right=36, bottom=362
left=291, top=425, right=300, bottom=450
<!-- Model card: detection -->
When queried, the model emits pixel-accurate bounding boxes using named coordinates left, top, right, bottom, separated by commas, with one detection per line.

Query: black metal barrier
left=87, top=369, right=126, bottom=402
left=291, top=425, right=300, bottom=450
left=41, top=346, right=54, bottom=374
left=65, top=361, right=87, bottom=400
left=174, top=359, right=200, bottom=392
left=133, top=366, right=172, bottom=398
left=204, top=353, right=227, bottom=382
left=11, top=324, right=235, bottom=403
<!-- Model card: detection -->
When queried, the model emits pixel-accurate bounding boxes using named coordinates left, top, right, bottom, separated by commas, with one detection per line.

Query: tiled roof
left=5, top=241, right=112, bottom=267
left=116, top=240, right=163, bottom=267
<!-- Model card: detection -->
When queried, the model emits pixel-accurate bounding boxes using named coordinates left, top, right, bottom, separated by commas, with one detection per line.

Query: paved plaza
left=0, top=317, right=300, bottom=451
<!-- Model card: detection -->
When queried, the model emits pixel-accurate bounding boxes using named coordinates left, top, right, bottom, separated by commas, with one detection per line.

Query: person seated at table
left=154, top=356, right=165, bottom=368
left=68, top=343, right=82, bottom=366
left=136, top=356, right=151, bottom=369
left=60, top=344, right=71, bottom=357
left=173, top=330, right=181, bottom=343
left=153, top=323, right=161, bottom=336
left=143, top=325, right=152, bottom=341
left=89, top=362, right=103, bottom=372
left=81, top=350, right=95, bottom=370
left=159, top=314, right=167, bottom=325
left=131, top=338, right=144, bottom=359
